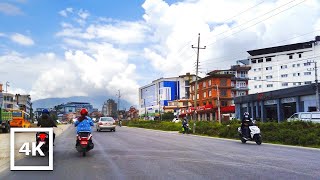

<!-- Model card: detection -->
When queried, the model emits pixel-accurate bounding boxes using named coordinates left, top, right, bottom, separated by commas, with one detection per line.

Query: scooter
left=182, top=124, right=190, bottom=134
left=36, top=132, right=49, bottom=155
left=75, top=131, right=94, bottom=157
left=238, top=120, right=262, bottom=145
left=118, top=120, right=122, bottom=127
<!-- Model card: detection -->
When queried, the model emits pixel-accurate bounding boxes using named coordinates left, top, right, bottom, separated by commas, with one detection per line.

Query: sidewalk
left=0, top=124, right=71, bottom=172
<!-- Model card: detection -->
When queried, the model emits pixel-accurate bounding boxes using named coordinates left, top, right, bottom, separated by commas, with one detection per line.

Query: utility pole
left=192, top=33, right=206, bottom=133
left=215, top=85, right=221, bottom=124
left=309, top=61, right=320, bottom=111
left=117, top=90, right=121, bottom=119
left=5, top=81, right=9, bottom=93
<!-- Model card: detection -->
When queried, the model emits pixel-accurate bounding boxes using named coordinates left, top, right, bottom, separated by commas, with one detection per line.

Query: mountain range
left=32, top=96, right=133, bottom=111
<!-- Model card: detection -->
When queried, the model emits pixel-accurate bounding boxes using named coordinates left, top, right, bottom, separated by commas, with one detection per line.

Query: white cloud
left=0, top=3, right=23, bottom=16
left=10, top=33, right=34, bottom=46
left=3, top=0, right=320, bottom=106
left=59, top=7, right=73, bottom=17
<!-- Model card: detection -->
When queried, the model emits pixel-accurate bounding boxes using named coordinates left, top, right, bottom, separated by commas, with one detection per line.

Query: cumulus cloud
left=59, top=7, right=73, bottom=17
left=2, top=0, right=320, bottom=106
left=10, top=33, right=34, bottom=46
left=0, top=3, right=23, bottom=15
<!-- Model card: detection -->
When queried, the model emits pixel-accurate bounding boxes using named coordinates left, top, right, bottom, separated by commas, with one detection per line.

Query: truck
left=0, top=110, right=12, bottom=133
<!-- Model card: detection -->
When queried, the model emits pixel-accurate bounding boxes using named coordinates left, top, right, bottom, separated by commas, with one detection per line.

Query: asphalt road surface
left=0, top=126, right=320, bottom=180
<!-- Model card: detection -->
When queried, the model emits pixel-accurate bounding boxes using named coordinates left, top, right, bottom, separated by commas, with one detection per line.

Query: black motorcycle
left=36, top=132, right=49, bottom=155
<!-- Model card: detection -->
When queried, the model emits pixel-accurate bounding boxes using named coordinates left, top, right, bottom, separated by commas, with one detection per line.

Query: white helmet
left=244, top=112, right=249, bottom=116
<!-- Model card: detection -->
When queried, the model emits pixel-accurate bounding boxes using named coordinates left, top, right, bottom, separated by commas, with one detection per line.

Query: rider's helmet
left=244, top=112, right=249, bottom=116
left=42, top=109, right=50, bottom=115
left=80, top=108, right=88, bottom=116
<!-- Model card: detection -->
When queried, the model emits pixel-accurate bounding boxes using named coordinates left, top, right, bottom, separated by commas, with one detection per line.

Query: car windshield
left=100, top=117, right=114, bottom=121
left=289, top=113, right=299, bottom=119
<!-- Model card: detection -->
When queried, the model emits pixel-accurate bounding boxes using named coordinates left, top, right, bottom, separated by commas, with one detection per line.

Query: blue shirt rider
left=74, top=108, right=94, bottom=134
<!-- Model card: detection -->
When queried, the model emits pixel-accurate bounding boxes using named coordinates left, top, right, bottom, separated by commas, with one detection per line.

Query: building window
left=259, top=76, right=262, bottom=80
left=203, top=92, right=207, bottom=98
left=281, top=65, right=288, bottom=69
left=209, top=90, right=212, bottom=97
left=304, top=62, right=311, bottom=66
left=185, top=81, right=190, bottom=86
left=254, top=77, right=257, bottom=80
left=254, top=85, right=257, bottom=88
left=293, top=82, right=296, bottom=86
left=254, top=69, right=256, bottom=72
left=299, top=54, right=302, bottom=58
left=289, top=55, right=293, bottom=59
left=281, top=74, right=288, bottom=78
left=208, top=80, right=212, bottom=86
left=259, top=85, right=262, bottom=88
left=266, top=75, right=273, bottom=79
left=220, top=78, right=227, bottom=86
left=266, top=67, right=272, bottom=70
left=192, top=85, right=194, bottom=91
left=304, top=72, right=311, bottom=76
left=305, top=81, right=312, bottom=85
left=197, top=94, right=199, bottom=99
left=203, top=81, right=206, bottom=88
left=267, top=84, right=273, bottom=88
left=197, top=84, right=199, bottom=89
left=266, top=57, right=272, bottom=62
left=258, top=58, right=263, bottom=63
left=251, top=59, right=257, bottom=64
left=282, top=82, right=288, bottom=86
left=258, top=68, right=262, bottom=71
left=297, top=63, right=300, bottom=67
left=292, top=64, right=295, bottom=68
left=239, top=71, right=247, bottom=78
left=220, top=89, right=227, bottom=97
left=298, top=82, right=302, bottom=85
left=221, top=101, right=228, bottom=106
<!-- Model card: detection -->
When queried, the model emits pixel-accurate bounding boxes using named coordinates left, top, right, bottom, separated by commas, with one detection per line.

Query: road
left=0, top=126, right=319, bottom=180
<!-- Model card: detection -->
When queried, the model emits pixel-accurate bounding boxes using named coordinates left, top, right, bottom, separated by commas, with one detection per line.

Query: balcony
left=232, top=86, right=249, bottom=91
left=231, top=75, right=250, bottom=81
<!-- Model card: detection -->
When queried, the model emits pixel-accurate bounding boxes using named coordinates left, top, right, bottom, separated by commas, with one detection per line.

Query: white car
left=96, top=117, right=116, bottom=132
left=172, top=118, right=181, bottom=123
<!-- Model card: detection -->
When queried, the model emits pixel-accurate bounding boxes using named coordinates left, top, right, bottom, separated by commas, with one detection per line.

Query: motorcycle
left=36, top=132, right=49, bottom=155
left=76, top=131, right=94, bottom=157
left=238, top=120, right=262, bottom=145
left=182, top=123, right=189, bottom=134
left=118, top=120, right=122, bottom=127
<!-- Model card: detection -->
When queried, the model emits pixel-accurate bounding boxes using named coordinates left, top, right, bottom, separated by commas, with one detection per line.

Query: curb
left=125, top=126, right=320, bottom=151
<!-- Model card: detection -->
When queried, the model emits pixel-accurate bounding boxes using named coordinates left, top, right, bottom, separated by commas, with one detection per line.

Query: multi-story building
left=190, top=70, right=235, bottom=121
left=106, top=99, right=117, bottom=117
left=138, top=73, right=197, bottom=118
left=2, top=93, right=15, bottom=109
left=56, top=102, right=93, bottom=114
left=101, top=99, right=117, bottom=117
left=18, top=95, right=32, bottom=114
left=230, top=63, right=251, bottom=103
left=248, top=36, right=320, bottom=94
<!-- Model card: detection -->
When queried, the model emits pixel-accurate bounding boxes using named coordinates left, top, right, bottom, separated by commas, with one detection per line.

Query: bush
left=127, top=120, right=320, bottom=148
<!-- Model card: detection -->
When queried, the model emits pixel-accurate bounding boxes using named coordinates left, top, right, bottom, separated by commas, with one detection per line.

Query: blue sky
left=0, top=0, right=319, bottom=105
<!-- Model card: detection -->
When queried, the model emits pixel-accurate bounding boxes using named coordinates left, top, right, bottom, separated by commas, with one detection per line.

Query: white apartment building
left=248, top=36, right=320, bottom=94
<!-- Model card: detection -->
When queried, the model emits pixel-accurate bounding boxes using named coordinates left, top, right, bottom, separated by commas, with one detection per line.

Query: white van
left=287, top=112, right=320, bottom=123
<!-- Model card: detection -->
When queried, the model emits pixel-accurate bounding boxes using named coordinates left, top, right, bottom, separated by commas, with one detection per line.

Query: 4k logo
left=19, top=142, right=45, bottom=156
left=10, top=128, right=53, bottom=171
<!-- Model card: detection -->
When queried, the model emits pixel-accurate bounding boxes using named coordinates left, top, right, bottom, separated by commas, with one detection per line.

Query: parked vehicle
left=36, top=132, right=50, bottom=155
left=172, top=118, right=181, bottom=123
left=287, top=112, right=320, bottom=123
left=9, top=109, right=31, bottom=128
left=75, top=131, right=94, bottom=157
left=96, top=117, right=116, bottom=132
left=1, top=110, right=12, bottom=133
left=238, top=120, right=262, bottom=145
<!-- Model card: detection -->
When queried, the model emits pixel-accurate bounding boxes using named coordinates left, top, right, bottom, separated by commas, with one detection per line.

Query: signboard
left=264, top=100, right=277, bottom=105
left=281, top=97, right=296, bottom=104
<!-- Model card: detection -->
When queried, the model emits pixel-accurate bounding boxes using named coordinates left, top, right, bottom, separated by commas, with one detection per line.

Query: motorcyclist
left=37, top=109, right=57, bottom=145
left=241, top=112, right=253, bottom=139
left=74, top=108, right=94, bottom=148
left=182, top=117, right=188, bottom=134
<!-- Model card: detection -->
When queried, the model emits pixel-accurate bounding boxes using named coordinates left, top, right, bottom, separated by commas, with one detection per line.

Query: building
left=17, top=95, right=32, bottom=114
left=101, top=99, right=117, bottom=117
left=2, top=93, right=15, bottom=109
left=138, top=73, right=197, bottom=118
left=235, top=83, right=320, bottom=122
left=230, top=63, right=251, bottom=103
left=248, top=36, right=320, bottom=94
left=190, top=70, right=235, bottom=121
left=57, top=102, right=93, bottom=114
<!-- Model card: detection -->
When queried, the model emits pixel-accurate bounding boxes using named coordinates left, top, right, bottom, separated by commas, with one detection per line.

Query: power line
left=206, top=0, right=299, bottom=41
left=205, top=0, right=306, bottom=48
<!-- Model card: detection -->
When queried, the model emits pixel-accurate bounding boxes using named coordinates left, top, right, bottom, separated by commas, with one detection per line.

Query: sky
left=0, top=0, right=320, bottom=106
